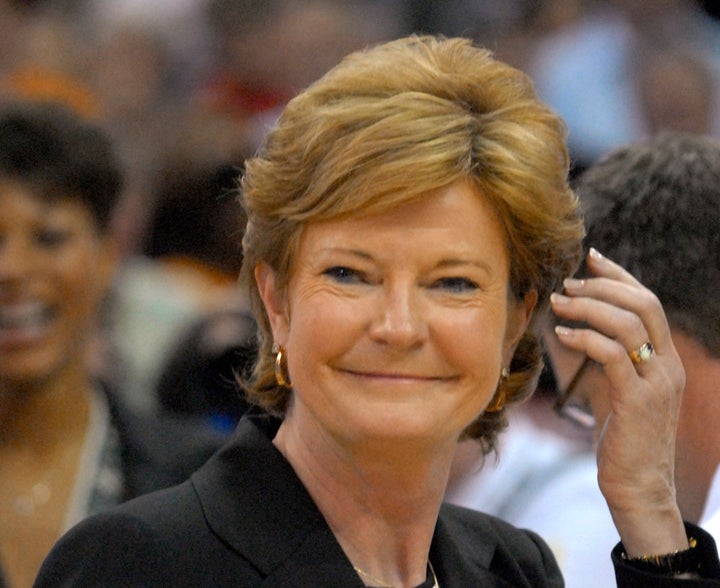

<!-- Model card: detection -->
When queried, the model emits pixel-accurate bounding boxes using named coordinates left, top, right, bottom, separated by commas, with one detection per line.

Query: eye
left=431, top=277, right=479, bottom=293
left=322, top=266, right=363, bottom=283
left=35, top=227, right=72, bottom=248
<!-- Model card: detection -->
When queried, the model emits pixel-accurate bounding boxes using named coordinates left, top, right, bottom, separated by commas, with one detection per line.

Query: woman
left=0, top=102, right=222, bottom=588
left=35, top=36, right=720, bottom=587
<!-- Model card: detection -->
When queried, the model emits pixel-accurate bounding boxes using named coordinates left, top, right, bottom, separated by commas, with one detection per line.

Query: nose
left=368, top=279, right=427, bottom=349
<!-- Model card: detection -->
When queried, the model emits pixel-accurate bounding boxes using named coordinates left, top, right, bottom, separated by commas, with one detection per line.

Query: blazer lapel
left=191, top=415, right=365, bottom=586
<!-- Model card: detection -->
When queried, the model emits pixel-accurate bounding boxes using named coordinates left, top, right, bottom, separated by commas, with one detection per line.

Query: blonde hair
left=240, top=35, right=583, bottom=453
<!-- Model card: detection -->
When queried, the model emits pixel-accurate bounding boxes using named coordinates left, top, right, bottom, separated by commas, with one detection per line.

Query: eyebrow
left=435, top=257, right=494, bottom=275
left=323, top=247, right=373, bottom=261
left=321, top=247, right=494, bottom=274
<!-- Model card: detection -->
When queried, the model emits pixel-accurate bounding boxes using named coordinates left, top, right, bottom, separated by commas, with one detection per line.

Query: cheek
left=53, top=251, right=107, bottom=324
left=438, top=310, right=506, bottom=379
left=285, top=293, right=365, bottom=369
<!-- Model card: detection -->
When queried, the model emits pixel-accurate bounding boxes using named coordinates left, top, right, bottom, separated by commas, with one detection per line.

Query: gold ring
left=629, top=341, right=655, bottom=364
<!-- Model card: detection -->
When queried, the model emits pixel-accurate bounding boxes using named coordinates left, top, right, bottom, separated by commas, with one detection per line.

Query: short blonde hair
left=240, top=35, right=583, bottom=453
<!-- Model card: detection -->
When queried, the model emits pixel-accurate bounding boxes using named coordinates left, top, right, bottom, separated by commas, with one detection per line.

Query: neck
left=273, top=410, right=455, bottom=588
left=0, top=363, right=93, bottom=453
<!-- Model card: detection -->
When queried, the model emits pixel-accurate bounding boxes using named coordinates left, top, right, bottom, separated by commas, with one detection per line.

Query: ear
left=255, top=262, right=290, bottom=345
left=503, top=289, right=538, bottom=367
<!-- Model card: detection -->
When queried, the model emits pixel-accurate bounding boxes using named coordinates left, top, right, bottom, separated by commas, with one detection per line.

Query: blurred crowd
left=2, top=2, right=720, bottom=586
left=1, top=0, right=718, bottom=419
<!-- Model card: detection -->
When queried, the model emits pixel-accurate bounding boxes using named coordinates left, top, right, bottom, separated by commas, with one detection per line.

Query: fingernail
left=589, top=247, right=603, bottom=261
left=555, top=325, right=572, bottom=337
left=563, top=278, right=585, bottom=290
left=550, top=292, right=570, bottom=305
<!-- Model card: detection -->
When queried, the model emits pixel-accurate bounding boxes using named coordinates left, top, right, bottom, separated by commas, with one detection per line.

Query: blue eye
left=433, top=277, right=478, bottom=293
left=323, top=266, right=362, bottom=283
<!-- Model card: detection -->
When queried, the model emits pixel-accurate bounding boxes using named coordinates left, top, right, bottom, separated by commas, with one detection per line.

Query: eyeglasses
left=552, top=355, right=596, bottom=429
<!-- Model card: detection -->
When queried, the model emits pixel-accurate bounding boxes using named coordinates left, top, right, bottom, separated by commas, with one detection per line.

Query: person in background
left=155, top=308, right=256, bottom=432
left=200, top=0, right=401, bottom=135
left=636, top=46, right=717, bottom=140
left=538, top=131, right=720, bottom=584
left=0, top=101, right=222, bottom=588
left=444, top=377, right=601, bottom=585
left=35, top=36, right=720, bottom=587
left=106, top=158, right=251, bottom=414
left=527, top=0, right=720, bottom=174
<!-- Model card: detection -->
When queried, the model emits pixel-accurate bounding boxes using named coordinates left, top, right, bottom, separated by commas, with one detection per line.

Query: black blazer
left=35, top=414, right=720, bottom=587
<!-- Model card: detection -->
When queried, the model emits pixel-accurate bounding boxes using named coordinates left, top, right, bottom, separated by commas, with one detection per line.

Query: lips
left=0, top=301, right=54, bottom=346
left=338, top=368, right=454, bottom=381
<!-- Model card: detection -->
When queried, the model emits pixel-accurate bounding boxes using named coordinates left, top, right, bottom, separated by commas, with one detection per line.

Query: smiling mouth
left=0, top=301, right=54, bottom=340
left=338, top=368, right=455, bottom=382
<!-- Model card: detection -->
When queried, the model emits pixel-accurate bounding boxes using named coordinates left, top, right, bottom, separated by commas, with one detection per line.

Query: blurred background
left=2, top=0, right=718, bottom=417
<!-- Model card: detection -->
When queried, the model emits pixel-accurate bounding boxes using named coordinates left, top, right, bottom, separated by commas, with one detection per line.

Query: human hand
left=550, top=248, right=688, bottom=557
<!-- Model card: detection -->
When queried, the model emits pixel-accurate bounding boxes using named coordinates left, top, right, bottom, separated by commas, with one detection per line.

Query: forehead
left=295, top=179, right=508, bottom=257
left=0, top=178, right=96, bottom=228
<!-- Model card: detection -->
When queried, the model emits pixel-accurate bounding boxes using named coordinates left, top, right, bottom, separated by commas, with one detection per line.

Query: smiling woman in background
left=0, top=102, right=222, bottom=588
left=36, top=36, right=720, bottom=587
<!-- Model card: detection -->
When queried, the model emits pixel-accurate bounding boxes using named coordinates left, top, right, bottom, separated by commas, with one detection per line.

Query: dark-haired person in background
left=0, top=101, right=222, bottom=588
left=540, top=130, right=720, bottom=584
left=106, top=150, right=253, bottom=416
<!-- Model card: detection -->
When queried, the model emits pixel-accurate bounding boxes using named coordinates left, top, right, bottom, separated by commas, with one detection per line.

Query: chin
left=0, top=349, right=69, bottom=387
left=347, top=409, right=457, bottom=444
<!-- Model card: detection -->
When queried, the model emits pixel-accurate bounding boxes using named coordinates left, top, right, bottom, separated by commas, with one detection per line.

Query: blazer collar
left=191, top=413, right=505, bottom=586
left=191, top=413, right=364, bottom=586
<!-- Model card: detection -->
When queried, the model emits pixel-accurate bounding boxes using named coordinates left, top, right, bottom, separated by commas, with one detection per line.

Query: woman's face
left=0, top=180, right=116, bottom=387
left=257, top=179, right=534, bottom=446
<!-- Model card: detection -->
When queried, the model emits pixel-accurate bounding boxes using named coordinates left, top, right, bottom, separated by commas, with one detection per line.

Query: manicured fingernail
left=550, top=292, right=570, bottom=305
left=555, top=325, right=572, bottom=337
left=563, top=278, right=585, bottom=290
left=589, top=247, right=603, bottom=261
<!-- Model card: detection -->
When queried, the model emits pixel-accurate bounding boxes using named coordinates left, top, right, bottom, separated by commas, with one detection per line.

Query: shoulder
left=438, top=502, right=563, bottom=586
left=35, top=481, right=262, bottom=587
left=58, top=480, right=204, bottom=550
left=440, top=501, right=552, bottom=551
left=34, top=499, right=186, bottom=587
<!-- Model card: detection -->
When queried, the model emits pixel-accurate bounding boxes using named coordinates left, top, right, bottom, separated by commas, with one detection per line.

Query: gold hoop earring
left=486, top=367, right=509, bottom=413
left=273, top=344, right=292, bottom=388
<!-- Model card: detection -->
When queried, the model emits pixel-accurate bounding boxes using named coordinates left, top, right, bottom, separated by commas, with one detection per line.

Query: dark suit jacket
left=34, top=414, right=720, bottom=587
